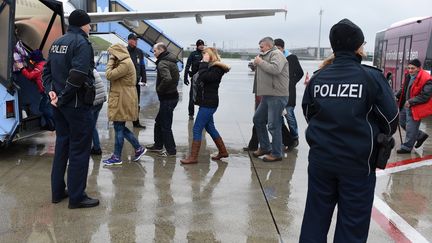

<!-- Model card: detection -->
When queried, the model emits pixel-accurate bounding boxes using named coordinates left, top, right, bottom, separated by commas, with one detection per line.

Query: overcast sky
left=122, top=0, right=431, bottom=52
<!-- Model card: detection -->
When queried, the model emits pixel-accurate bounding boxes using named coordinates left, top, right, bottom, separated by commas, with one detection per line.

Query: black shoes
left=68, top=196, right=100, bottom=209
left=292, top=139, right=299, bottom=148
left=145, top=144, right=163, bottom=152
left=90, top=147, right=102, bottom=155
left=243, top=147, right=258, bottom=151
left=415, top=134, right=429, bottom=148
left=396, top=149, right=411, bottom=154
left=133, top=121, right=146, bottom=129
left=52, top=190, right=69, bottom=204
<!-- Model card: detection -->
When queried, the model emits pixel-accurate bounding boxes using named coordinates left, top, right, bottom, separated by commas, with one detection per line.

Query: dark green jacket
left=156, top=51, right=179, bottom=100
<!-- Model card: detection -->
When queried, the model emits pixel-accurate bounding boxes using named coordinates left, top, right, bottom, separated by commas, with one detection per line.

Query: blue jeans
left=113, top=121, right=141, bottom=157
left=399, top=107, right=427, bottom=150
left=253, top=96, right=288, bottom=158
left=284, top=106, right=298, bottom=139
left=91, top=103, right=103, bottom=150
left=154, top=98, right=178, bottom=154
left=193, top=107, right=220, bottom=141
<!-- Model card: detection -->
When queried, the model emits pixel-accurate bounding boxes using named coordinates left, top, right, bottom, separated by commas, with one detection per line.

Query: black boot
left=133, top=120, right=146, bottom=129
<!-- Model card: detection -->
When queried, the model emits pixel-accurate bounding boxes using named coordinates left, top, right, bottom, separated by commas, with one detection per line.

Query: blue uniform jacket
left=43, top=26, right=94, bottom=108
left=302, top=52, right=399, bottom=175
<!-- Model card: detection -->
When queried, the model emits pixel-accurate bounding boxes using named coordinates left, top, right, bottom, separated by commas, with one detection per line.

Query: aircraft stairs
left=94, top=0, right=184, bottom=71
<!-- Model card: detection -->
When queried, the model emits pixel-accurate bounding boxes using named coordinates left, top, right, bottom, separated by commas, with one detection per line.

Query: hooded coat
left=106, top=43, right=138, bottom=121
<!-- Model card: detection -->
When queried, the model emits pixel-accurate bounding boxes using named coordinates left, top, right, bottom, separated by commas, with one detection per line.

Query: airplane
left=1, top=0, right=286, bottom=147
left=17, top=0, right=287, bottom=25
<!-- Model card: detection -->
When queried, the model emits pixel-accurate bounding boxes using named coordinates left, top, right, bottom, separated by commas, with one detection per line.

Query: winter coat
left=21, top=61, right=46, bottom=93
left=93, top=69, right=107, bottom=106
left=396, top=70, right=432, bottom=121
left=286, top=54, right=304, bottom=106
left=195, top=61, right=230, bottom=108
left=254, top=47, right=289, bottom=97
left=106, top=43, right=138, bottom=121
left=43, top=25, right=94, bottom=108
left=155, top=51, right=179, bottom=101
left=184, top=49, right=203, bottom=80
left=303, top=52, right=399, bottom=176
left=127, top=45, right=147, bottom=83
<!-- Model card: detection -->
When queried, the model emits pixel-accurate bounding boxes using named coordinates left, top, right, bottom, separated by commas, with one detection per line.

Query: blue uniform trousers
left=299, top=164, right=376, bottom=243
left=51, top=105, right=93, bottom=204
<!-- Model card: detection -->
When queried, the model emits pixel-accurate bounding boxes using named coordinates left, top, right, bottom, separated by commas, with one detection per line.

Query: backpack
left=192, top=72, right=203, bottom=104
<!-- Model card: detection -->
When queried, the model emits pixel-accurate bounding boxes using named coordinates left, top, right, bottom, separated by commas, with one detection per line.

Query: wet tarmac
left=1, top=59, right=432, bottom=242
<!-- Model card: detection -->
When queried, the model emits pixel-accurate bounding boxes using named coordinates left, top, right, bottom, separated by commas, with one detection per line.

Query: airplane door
left=0, top=0, right=15, bottom=90
left=395, top=36, right=412, bottom=88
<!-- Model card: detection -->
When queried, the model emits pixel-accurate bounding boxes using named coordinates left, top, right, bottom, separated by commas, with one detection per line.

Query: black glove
left=184, top=77, right=189, bottom=86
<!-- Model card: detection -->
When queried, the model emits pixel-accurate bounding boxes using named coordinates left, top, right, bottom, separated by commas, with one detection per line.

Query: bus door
left=376, top=40, right=388, bottom=70
left=0, top=0, right=15, bottom=91
left=395, top=36, right=412, bottom=88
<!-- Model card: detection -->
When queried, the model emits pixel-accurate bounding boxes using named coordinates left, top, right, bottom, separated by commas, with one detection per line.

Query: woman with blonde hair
left=181, top=47, right=230, bottom=164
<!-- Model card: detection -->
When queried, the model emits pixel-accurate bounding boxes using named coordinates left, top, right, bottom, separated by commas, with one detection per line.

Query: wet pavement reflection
left=1, top=59, right=432, bottom=242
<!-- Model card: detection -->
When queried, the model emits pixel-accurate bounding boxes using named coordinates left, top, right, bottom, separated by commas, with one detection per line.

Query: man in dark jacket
left=184, top=39, right=204, bottom=120
left=146, top=42, right=179, bottom=156
left=395, top=59, right=432, bottom=153
left=274, top=38, right=304, bottom=148
left=127, top=33, right=147, bottom=128
left=43, top=9, right=99, bottom=209
left=299, top=19, right=398, bottom=242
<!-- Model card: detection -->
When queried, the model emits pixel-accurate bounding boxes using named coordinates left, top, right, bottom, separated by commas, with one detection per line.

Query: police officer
left=43, top=9, right=99, bottom=209
left=127, top=33, right=147, bottom=128
left=299, top=19, right=398, bottom=242
left=184, top=39, right=204, bottom=120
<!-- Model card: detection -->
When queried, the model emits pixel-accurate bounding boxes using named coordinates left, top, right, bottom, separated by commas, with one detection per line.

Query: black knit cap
left=68, top=9, right=91, bottom=27
left=329, top=19, right=364, bottom=52
left=409, top=59, right=421, bottom=68
left=196, top=39, right=204, bottom=46
left=128, top=33, right=138, bottom=40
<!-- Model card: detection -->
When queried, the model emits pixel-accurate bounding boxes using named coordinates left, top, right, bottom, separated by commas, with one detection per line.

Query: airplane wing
left=65, top=8, right=287, bottom=24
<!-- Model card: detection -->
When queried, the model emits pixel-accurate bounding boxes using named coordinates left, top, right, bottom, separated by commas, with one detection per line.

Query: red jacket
left=407, top=69, right=432, bottom=120
left=21, top=61, right=46, bottom=93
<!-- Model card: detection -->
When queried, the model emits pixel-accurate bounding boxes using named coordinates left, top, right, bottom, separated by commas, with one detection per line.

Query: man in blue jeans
left=252, top=37, right=289, bottom=162
left=146, top=42, right=179, bottom=156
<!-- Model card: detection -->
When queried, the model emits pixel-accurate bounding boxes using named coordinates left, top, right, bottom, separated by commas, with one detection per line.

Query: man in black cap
left=274, top=38, right=304, bottom=149
left=299, top=19, right=398, bottom=242
left=43, top=9, right=99, bottom=209
left=395, top=59, right=432, bottom=153
left=127, top=33, right=147, bottom=128
left=183, top=39, right=204, bottom=120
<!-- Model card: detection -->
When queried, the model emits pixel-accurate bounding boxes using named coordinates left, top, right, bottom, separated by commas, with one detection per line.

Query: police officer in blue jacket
left=299, top=19, right=398, bottom=242
left=43, top=10, right=99, bottom=209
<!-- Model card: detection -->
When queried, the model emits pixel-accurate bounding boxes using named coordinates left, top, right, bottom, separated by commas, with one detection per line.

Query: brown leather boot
left=180, top=140, right=201, bottom=164
left=211, top=137, right=229, bottom=160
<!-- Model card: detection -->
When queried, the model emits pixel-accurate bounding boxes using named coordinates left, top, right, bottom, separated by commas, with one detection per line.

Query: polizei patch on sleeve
left=313, top=83, right=363, bottom=98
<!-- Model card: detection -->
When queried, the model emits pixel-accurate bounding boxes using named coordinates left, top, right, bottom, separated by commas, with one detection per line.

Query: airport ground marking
left=376, top=157, right=432, bottom=177
left=372, top=156, right=432, bottom=243
left=373, top=196, right=430, bottom=243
